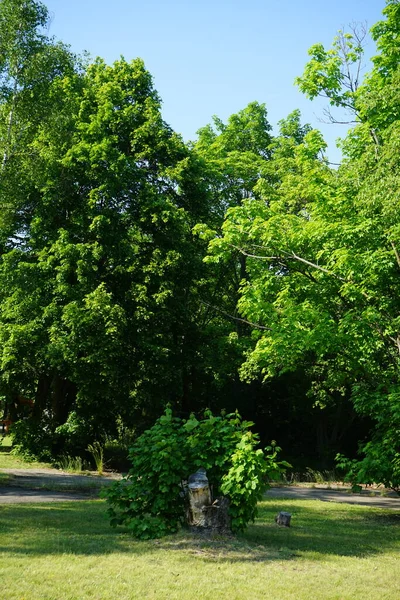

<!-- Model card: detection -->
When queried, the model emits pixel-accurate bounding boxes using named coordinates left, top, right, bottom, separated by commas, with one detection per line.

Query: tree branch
left=199, top=300, right=272, bottom=331
left=390, top=240, right=400, bottom=270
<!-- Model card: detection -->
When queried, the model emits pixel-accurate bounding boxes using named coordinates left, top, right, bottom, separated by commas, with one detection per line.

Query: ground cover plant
left=0, top=436, right=53, bottom=470
left=0, top=498, right=398, bottom=600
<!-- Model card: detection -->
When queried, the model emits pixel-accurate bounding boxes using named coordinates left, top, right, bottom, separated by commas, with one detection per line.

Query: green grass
left=0, top=451, right=53, bottom=470
left=0, top=471, right=11, bottom=484
left=0, top=435, right=53, bottom=470
left=0, top=434, right=13, bottom=448
left=0, top=498, right=399, bottom=599
left=283, top=468, right=341, bottom=484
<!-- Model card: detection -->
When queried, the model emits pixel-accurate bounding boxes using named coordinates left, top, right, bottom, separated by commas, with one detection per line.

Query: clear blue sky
left=45, top=0, right=384, bottom=162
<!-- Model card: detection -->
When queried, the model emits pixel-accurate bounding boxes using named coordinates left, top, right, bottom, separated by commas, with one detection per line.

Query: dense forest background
left=0, top=0, right=399, bottom=486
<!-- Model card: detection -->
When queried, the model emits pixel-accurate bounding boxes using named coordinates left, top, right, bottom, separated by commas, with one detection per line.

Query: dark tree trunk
left=51, top=375, right=76, bottom=425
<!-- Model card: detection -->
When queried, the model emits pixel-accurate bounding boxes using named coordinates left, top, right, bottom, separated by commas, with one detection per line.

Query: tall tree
left=0, top=3, right=212, bottom=456
left=207, top=1, right=400, bottom=486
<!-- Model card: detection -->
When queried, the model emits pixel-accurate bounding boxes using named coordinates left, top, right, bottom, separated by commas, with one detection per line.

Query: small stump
left=187, top=468, right=231, bottom=534
left=275, top=511, right=292, bottom=527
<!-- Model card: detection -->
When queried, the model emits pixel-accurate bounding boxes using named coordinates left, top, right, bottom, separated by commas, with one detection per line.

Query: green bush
left=104, top=408, right=289, bottom=539
left=87, top=442, right=104, bottom=474
left=10, top=418, right=54, bottom=462
left=336, top=439, right=400, bottom=495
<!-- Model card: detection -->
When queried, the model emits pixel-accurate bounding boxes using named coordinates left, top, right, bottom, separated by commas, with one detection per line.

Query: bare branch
left=200, top=300, right=272, bottom=331
left=318, top=93, right=361, bottom=116
left=390, top=240, right=400, bottom=270
left=231, top=244, right=345, bottom=282
left=289, top=253, right=346, bottom=281
left=319, top=107, right=357, bottom=125
left=228, top=244, right=281, bottom=261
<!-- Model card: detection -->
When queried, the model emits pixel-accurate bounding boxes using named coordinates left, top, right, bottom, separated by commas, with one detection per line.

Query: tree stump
left=187, top=468, right=231, bottom=533
left=187, top=468, right=212, bottom=528
left=275, top=511, right=292, bottom=527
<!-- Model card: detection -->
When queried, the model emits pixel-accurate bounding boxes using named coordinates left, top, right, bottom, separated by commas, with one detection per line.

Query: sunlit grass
left=0, top=498, right=399, bottom=599
left=0, top=451, right=53, bottom=470
left=0, top=434, right=13, bottom=448
left=0, top=435, right=54, bottom=470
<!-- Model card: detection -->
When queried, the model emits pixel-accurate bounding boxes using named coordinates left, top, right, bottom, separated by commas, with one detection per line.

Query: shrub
left=104, top=408, right=289, bottom=539
left=10, top=418, right=54, bottom=462
left=56, top=455, right=88, bottom=473
left=336, top=439, right=400, bottom=495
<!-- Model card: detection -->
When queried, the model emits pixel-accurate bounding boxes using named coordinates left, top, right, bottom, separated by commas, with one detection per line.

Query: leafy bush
left=336, top=439, right=400, bottom=495
left=103, top=439, right=131, bottom=472
left=103, top=421, right=137, bottom=472
left=10, top=418, right=54, bottom=462
left=105, top=408, right=289, bottom=539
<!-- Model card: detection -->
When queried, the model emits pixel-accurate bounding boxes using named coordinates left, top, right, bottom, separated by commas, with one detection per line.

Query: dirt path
left=0, top=487, right=95, bottom=503
left=0, top=468, right=121, bottom=503
left=265, top=485, right=400, bottom=510
left=1, top=469, right=400, bottom=509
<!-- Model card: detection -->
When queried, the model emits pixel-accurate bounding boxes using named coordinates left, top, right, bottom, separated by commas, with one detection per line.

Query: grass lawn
left=0, top=451, right=53, bottom=470
left=0, top=498, right=399, bottom=600
left=0, top=452, right=52, bottom=469
left=0, top=436, right=53, bottom=470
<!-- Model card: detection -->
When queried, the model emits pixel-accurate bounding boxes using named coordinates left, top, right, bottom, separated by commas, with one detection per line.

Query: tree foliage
left=0, top=0, right=218, bottom=457
left=206, top=0, right=400, bottom=489
left=1, top=0, right=399, bottom=491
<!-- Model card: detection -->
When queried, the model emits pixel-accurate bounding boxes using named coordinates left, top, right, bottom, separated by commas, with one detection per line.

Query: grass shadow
left=241, top=498, right=400, bottom=558
left=0, top=497, right=399, bottom=561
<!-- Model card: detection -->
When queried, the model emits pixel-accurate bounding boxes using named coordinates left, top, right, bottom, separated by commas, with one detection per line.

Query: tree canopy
left=207, top=0, right=400, bottom=489
left=1, top=0, right=399, bottom=489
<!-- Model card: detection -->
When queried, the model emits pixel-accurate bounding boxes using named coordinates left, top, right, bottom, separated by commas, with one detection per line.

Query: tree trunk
left=51, top=375, right=76, bottom=425
left=187, top=468, right=231, bottom=534
left=275, top=511, right=292, bottom=527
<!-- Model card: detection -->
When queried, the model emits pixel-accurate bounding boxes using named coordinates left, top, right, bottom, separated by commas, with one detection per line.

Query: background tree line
left=0, top=0, right=399, bottom=488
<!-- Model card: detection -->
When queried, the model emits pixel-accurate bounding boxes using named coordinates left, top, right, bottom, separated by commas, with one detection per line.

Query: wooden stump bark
left=275, top=511, right=292, bottom=526
left=187, top=468, right=231, bottom=534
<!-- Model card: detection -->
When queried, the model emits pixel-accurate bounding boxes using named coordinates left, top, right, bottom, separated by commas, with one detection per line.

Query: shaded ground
left=1, top=468, right=400, bottom=509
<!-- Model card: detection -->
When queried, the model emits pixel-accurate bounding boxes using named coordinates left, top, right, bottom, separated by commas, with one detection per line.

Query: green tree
left=194, top=101, right=272, bottom=214
left=0, top=2, right=215, bottom=457
left=206, top=1, right=400, bottom=487
left=190, top=103, right=279, bottom=420
left=0, top=0, right=79, bottom=234
left=3, top=54, right=209, bottom=456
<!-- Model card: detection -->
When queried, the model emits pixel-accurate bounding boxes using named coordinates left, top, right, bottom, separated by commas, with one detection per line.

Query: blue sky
left=45, top=0, right=384, bottom=162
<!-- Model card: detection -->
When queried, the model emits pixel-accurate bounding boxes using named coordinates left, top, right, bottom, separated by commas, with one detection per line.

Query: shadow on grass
left=0, top=498, right=399, bottom=561
left=239, top=499, right=400, bottom=559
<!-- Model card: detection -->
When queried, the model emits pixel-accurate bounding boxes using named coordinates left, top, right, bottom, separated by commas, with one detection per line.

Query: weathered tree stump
left=187, top=468, right=212, bottom=528
left=187, top=468, right=231, bottom=534
left=275, top=511, right=292, bottom=527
